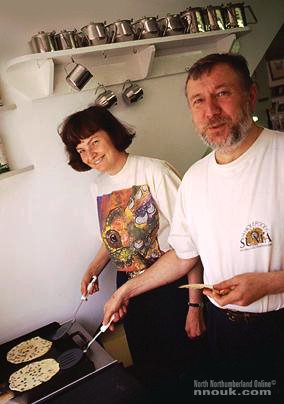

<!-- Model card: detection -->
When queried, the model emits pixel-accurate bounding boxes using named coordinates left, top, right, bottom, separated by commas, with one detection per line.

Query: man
left=103, top=53, right=284, bottom=385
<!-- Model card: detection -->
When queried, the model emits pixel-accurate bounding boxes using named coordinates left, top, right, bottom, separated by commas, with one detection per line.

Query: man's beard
left=197, top=102, right=253, bottom=153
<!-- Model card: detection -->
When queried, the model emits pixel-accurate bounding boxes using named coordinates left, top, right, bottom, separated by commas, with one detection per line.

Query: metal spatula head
left=56, top=315, right=115, bottom=370
left=57, top=348, right=84, bottom=370
left=52, top=321, right=74, bottom=341
left=51, top=276, right=97, bottom=341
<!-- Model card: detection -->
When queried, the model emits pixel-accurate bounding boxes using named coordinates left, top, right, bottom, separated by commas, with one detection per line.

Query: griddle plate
left=0, top=322, right=95, bottom=403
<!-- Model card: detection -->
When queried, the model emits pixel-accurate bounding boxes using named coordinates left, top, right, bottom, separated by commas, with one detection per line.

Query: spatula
left=56, top=315, right=115, bottom=370
left=52, top=276, right=97, bottom=341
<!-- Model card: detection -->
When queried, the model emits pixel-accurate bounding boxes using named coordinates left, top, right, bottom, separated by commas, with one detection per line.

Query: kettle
left=132, top=17, right=160, bottom=39
left=106, top=20, right=135, bottom=43
left=55, top=29, right=84, bottom=50
left=180, top=8, right=208, bottom=34
left=206, top=5, right=226, bottom=30
left=224, top=2, right=257, bottom=28
left=30, top=31, right=57, bottom=53
left=158, top=14, right=186, bottom=36
left=94, top=84, right=117, bottom=108
left=81, top=22, right=108, bottom=45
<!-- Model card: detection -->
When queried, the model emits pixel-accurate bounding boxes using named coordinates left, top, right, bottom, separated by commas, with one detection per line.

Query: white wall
left=0, top=0, right=283, bottom=343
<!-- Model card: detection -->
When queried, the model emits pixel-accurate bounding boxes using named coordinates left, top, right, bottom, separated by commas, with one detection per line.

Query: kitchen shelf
left=0, top=165, right=34, bottom=181
left=5, top=27, right=250, bottom=100
left=0, top=104, right=16, bottom=112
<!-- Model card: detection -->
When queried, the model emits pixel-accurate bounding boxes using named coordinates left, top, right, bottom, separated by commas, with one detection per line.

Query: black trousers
left=116, top=272, right=207, bottom=383
left=205, top=300, right=284, bottom=396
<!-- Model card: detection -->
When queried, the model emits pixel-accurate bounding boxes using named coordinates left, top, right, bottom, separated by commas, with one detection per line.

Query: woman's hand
left=80, top=243, right=110, bottom=296
left=185, top=307, right=206, bottom=339
left=81, top=268, right=99, bottom=297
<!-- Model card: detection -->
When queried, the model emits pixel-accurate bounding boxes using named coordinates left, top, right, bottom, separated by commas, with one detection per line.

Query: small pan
left=56, top=315, right=115, bottom=369
left=52, top=276, right=97, bottom=341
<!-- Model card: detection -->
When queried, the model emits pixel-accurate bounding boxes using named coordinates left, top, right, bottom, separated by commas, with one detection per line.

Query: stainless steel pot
left=206, top=5, right=226, bottom=30
left=224, top=2, right=258, bottom=28
left=181, top=8, right=209, bottom=34
left=30, top=31, right=57, bottom=53
left=55, top=29, right=85, bottom=50
left=106, top=20, right=135, bottom=43
left=81, top=22, right=108, bottom=45
left=158, top=14, right=185, bottom=36
left=132, top=16, right=160, bottom=39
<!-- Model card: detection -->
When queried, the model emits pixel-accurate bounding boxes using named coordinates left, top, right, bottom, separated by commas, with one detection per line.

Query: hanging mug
left=122, top=80, right=143, bottom=105
left=94, top=84, right=117, bottom=108
left=64, top=60, right=93, bottom=91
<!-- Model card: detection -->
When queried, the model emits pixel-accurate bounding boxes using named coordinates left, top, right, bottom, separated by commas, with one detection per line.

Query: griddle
left=0, top=322, right=95, bottom=403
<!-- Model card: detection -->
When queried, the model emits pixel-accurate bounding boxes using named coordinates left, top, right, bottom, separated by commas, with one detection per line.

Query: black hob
left=0, top=321, right=116, bottom=403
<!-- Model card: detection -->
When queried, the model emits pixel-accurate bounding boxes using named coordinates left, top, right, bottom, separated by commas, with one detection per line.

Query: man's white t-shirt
left=169, top=129, right=284, bottom=312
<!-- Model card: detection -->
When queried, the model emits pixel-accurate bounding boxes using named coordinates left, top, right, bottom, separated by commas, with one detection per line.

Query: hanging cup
left=122, top=80, right=143, bottom=105
left=94, top=84, right=117, bottom=108
left=64, top=60, right=93, bottom=91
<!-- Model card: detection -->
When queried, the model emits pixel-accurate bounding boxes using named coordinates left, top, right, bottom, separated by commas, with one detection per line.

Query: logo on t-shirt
left=240, top=221, right=272, bottom=251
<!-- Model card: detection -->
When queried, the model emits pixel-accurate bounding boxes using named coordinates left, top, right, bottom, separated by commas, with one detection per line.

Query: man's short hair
left=185, top=53, right=253, bottom=93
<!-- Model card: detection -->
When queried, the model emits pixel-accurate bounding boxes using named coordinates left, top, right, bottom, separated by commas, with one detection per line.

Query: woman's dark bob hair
left=58, top=106, right=135, bottom=171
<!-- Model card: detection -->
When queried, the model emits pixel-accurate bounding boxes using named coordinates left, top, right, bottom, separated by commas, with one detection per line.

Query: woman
left=58, top=105, right=205, bottom=382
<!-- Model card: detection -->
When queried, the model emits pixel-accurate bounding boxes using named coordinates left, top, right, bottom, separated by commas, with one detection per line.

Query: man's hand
left=103, top=287, right=129, bottom=331
left=203, top=273, right=269, bottom=306
left=185, top=307, right=206, bottom=338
